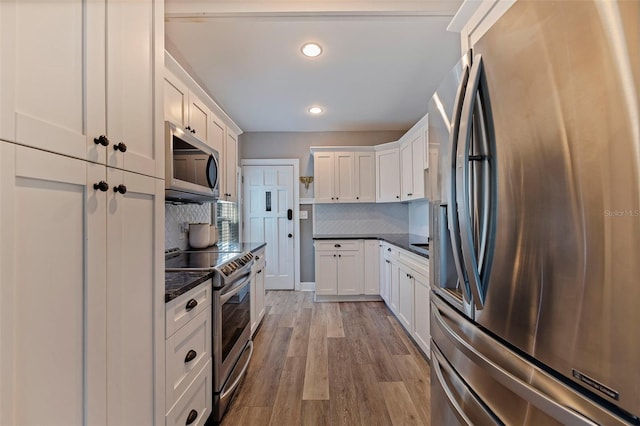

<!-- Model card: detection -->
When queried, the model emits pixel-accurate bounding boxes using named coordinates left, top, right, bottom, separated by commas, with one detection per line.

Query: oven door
left=214, top=271, right=252, bottom=392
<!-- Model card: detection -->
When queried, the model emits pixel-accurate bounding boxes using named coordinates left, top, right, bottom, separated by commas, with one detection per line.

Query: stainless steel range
left=167, top=248, right=255, bottom=423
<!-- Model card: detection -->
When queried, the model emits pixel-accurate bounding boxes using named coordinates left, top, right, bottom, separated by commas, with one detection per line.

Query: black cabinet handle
left=334, top=244, right=341, bottom=248
left=185, top=126, right=192, bottom=131
left=93, top=181, right=109, bottom=192
left=185, top=299, right=198, bottom=311
left=94, top=135, right=109, bottom=146
left=331, top=197, right=334, bottom=200
left=396, top=195, right=400, bottom=199
left=255, top=256, right=260, bottom=261
left=356, top=196, right=359, bottom=200
left=257, top=269, right=262, bottom=274
left=186, top=409, right=198, bottom=425
left=387, top=248, right=391, bottom=252
left=336, top=197, right=339, bottom=200
left=184, top=349, right=197, bottom=363
left=333, top=254, right=336, bottom=258
left=191, top=129, right=196, bottom=134
left=113, top=142, right=127, bottom=152
left=338, top=254, right=341, bottom=258
left=113, top=184, right=127, bottom=194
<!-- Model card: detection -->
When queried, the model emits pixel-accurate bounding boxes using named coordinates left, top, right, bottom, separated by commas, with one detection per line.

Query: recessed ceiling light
left=308, top=106, right=323, bottom=114
left=301, top=42, right=322, bottom=58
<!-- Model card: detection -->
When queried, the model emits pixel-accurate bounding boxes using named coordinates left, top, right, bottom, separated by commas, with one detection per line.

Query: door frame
left=240, top=159, right=300, bottom=290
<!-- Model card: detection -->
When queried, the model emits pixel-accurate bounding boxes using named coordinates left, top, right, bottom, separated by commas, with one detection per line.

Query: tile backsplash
left=314, top=203, right=409, bottom=235
left=165, top=203, right=212, bottom=250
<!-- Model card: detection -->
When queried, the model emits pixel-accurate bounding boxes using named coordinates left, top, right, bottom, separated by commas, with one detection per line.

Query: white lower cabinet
left=397, top=263, right=414, bottom=331
left=0, top=142, right=164, bottom=425
left=165, top=282, right=212, bottom=423
left=314, top=240, right=364, bottom=296
left=251, top=247, right=267, bottom=335
left=412, top=271, right=431, bottom=355
left=364, top=240, right=380, bottom=295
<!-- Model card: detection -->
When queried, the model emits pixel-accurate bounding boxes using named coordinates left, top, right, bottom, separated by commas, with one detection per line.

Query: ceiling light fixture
left=308, top=106, right=323, bottom=115
left=301, top=42, right=322, bottom=58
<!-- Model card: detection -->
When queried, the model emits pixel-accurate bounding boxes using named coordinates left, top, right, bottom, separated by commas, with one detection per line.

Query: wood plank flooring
left=222, top=291, right=431, bottom=425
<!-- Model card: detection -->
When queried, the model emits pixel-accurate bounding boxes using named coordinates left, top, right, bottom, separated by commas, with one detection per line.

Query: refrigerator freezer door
left=471, top=0, right=640, bottom=415
left=431, top=296, right=632, bottom=425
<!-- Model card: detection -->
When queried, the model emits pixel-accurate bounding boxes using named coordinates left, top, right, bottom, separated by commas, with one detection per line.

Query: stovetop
left=165, top=250, right=243, bottom=270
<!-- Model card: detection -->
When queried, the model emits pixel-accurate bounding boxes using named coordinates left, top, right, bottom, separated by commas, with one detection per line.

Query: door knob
left=113, top=142, right=127, bottom=152
left=288, top=233, right=293, bottom=238
left=93, top=181, right=109, bottom=192
left=94, top=135, right=109, bottom=146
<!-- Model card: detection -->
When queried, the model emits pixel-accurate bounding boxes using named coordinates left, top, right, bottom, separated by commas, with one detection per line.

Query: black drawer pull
left=184, top=349, right=197, bottom=363
left=334, top=244, right=341, bottom=248
left=186, top=409, right=198, bottom=425
left=185, top=299, right=198, bottom=311
left=387, top=248, right=391, bottom=252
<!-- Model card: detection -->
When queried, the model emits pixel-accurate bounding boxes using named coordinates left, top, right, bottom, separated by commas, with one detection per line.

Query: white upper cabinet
left=0, top=0, right=163, bottom=179
left=164, top=69, right=210, bottom=143
left=222, top=128, right=238, bottom=202
left=400, top=142, right=414, bottom=201
left=355, top=151, right=376, bottom=202
left=187, top=93, right=209, bottom=142
left=312, top=148, right=375, bottom=203
left=376, top=146, right=401, bottom=202
left=208, top=112, right=226, bottom=154
left=399, top=118, right=427, bottom=202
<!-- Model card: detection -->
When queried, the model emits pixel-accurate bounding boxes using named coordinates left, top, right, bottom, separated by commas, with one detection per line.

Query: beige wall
left=239, top=131, right=404, bottom=199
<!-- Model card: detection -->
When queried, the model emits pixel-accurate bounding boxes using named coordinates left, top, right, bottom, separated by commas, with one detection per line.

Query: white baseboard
left=299, top=282, right=315, bottom=292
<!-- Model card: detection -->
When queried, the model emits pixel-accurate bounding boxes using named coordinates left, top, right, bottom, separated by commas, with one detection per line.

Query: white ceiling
left=165, top=1, right=464, bottom=133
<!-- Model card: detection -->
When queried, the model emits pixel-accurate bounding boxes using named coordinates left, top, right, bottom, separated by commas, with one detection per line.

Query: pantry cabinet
left=0, top=0, right=163, bottom=179
left=312, top=148, right=375, bottom=203
left=314, top=240, right=364, bottom=296
left=0, top=143, right=164, bottom=425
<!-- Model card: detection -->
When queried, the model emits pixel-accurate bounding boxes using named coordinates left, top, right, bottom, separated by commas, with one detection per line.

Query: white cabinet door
left=400, top=142, right=413, bottom=201
left=208, top=112, right=225, bottom=154
left=164, top=70, right=188, bottom=128
left=0, top=144, right=106, bottom=425
left=106, top=0, right=160, bottom=178
left=223, top=129, right=238, bottom=201
left=315, top=251, right=338, bottom=295
left=411, top=133, right=425, bottom=199
left=337, top=250, right=363, bottom=295
left=313, top=152, right=335, bottom=203
left=397, top=263, right=414, bottom=332
left=334, top=152, right=355, bottom=203
left=106, top=167, right=163, bottom=426
left=0, top=0, right=105, bottom=163
left=187, top=93, right=209, bottom=142
left=413, top=271, right=431, bottom=357
left=380, top=253, right=391, bottom=303
left=256, top=265, right=266, bottom=323
left=376, top=148, right=400, bottom=202
left=364, top=240, right=380, bottom=295
left=355, top=151, right=375, bottom=202
left=389, top=259, right=400, bottom=314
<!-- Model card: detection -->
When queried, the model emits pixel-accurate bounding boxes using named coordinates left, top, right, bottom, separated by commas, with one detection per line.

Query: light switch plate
left=300, top=210, right=308, bottom=220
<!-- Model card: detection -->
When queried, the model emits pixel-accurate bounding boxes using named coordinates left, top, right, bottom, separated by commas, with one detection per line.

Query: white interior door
left=243, top=165, right=294, bottom=290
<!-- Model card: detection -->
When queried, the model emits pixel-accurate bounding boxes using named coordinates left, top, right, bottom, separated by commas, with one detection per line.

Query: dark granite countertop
left=313, top=233, right=429, bottom=258
left=165, top=242, right=267, bottom=303
left=165, top=271, right=213, bottom=303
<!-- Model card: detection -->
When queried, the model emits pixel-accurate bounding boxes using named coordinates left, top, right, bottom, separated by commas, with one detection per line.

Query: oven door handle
left=221, top=340, right=254, bottom=400
left=220, top=273, right=251, bottom=304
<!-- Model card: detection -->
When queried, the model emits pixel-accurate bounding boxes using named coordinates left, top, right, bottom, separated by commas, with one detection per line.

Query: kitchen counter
left=165, top=242, right=267, bottom=303
left=165, top=270, right=213, bottom=303
left=313, top=233, right=429, bottom=258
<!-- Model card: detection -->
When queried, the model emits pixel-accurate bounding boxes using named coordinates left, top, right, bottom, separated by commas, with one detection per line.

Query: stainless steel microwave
left=165, top=121, right=220, bottom=202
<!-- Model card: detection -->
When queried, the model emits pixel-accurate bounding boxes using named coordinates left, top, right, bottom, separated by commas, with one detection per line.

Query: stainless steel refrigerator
left=428, top=1, right=640, bottom=424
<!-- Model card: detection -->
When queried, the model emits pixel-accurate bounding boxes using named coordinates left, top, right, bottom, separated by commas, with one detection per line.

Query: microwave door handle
left=447, top=58, right=472, bottom=301
left=456, top=54, right=486, bottom=310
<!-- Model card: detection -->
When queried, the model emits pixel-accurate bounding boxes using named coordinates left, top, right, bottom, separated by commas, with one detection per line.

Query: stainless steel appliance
left=165, top=121, right=220, bottom=202
left=429, top=1, right=640, bottom=424
left=166, top=248, right=255, bottom=423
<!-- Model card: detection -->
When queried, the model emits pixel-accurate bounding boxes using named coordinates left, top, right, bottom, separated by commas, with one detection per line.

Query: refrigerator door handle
left=456, top=54, right=489, bottom=310
left=447, top=56, right=472, bottom=302
left=432, top=345, right=499, bottom=425
left=432, top=298, right=600, bottom=426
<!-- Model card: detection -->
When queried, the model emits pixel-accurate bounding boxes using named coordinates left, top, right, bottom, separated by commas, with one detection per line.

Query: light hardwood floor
left=222, top=291, right=432, bottom=425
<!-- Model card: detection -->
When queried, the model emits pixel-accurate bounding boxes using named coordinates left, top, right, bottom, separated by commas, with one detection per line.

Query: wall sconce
left=300, top=176, right=314, bottom=191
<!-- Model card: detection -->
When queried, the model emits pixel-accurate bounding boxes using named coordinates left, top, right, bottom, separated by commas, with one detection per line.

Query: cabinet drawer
left=382, top=243, right=400, bottom=260
left=166, top=360, right=212, bottom=426
left=399, top=250, right=428, bottom=276
left=166, top=281, right=210, bottom=338
left=166, top=307, right=211, bottom=410
left=315, top=240, right=362, bottom=251
left=251, top=247, right=266, bottom=275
